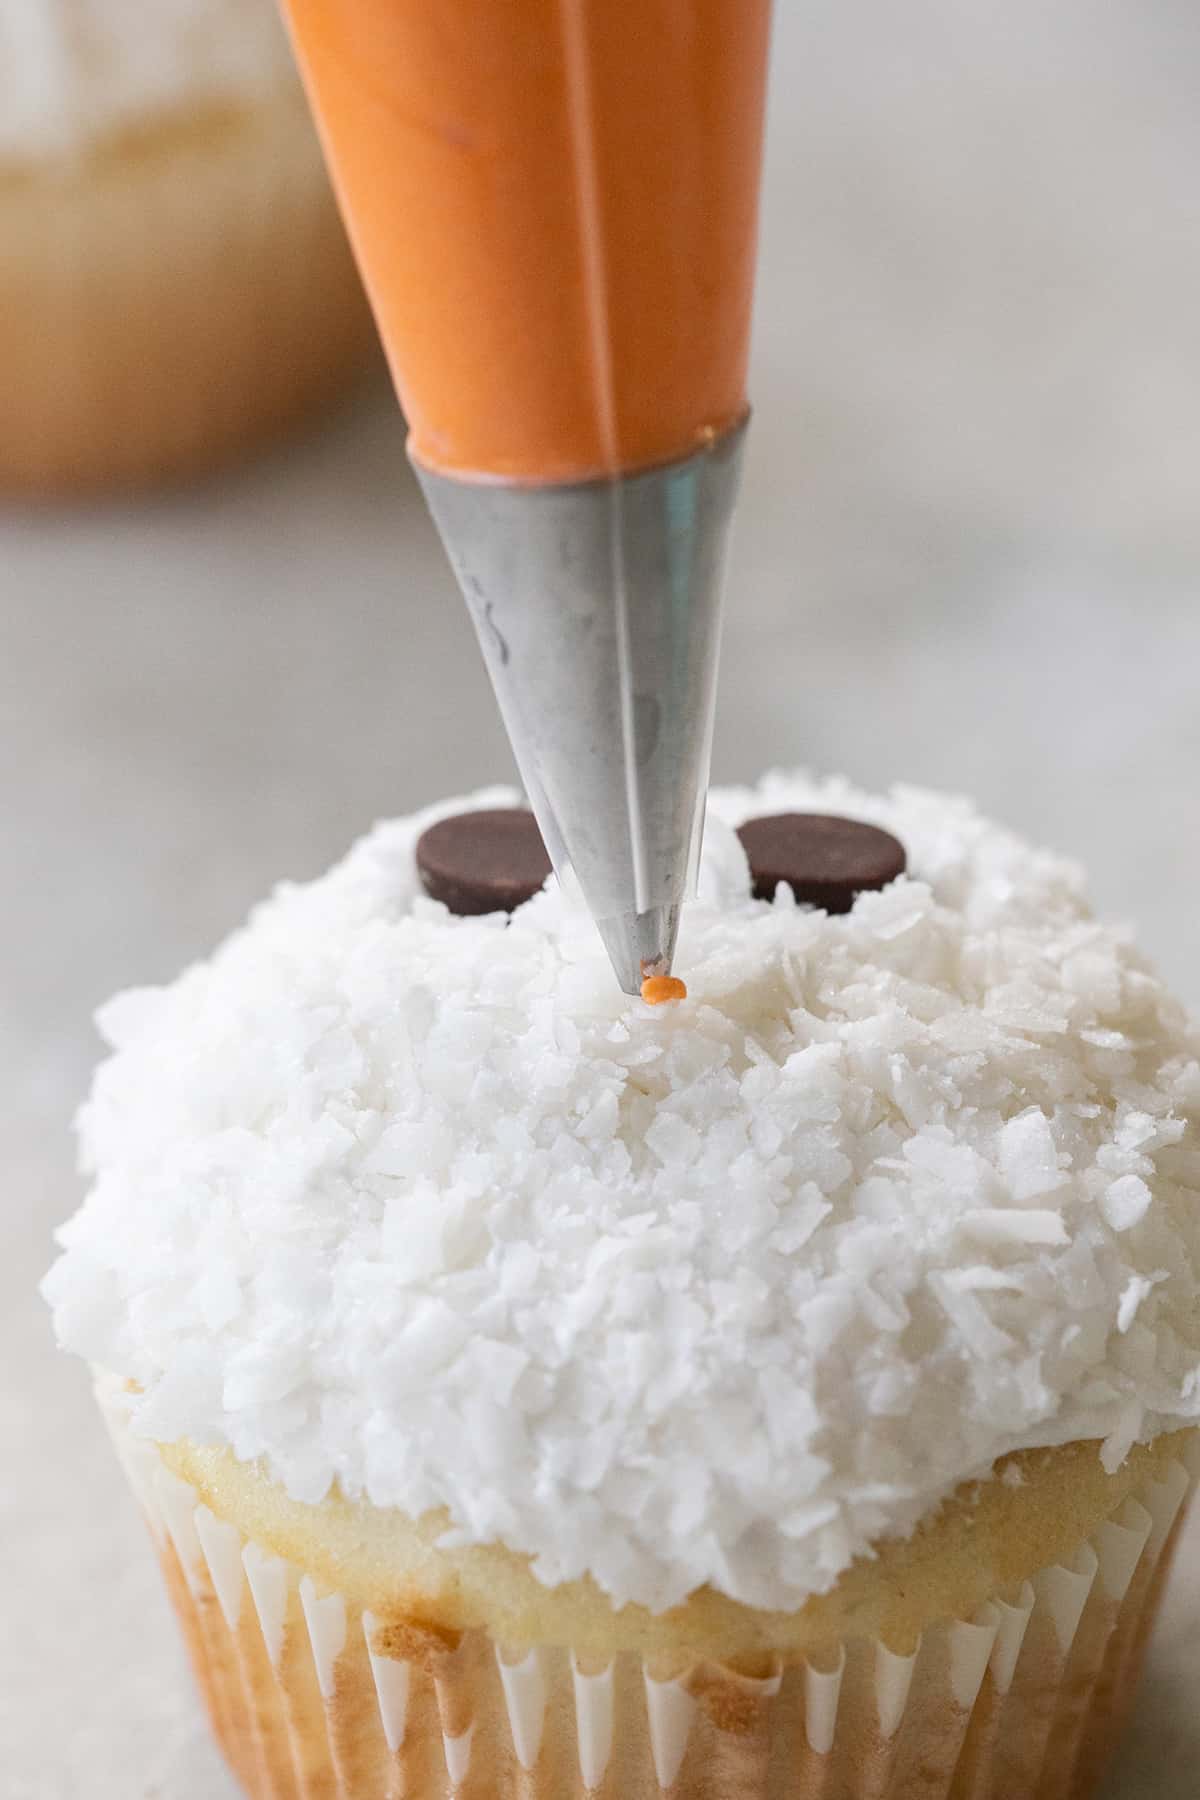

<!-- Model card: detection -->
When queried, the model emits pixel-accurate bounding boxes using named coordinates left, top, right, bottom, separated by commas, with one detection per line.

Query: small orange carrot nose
left=641, top=974, right=688, bottom=1005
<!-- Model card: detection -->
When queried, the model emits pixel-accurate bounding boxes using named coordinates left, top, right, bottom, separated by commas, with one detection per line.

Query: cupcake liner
left=95, top=1377, right=1197, bottom=1800
left=0, top=89, right=373, bottom=495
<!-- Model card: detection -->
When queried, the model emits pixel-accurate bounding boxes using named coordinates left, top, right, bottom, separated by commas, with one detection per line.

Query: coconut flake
left=1101, top=1175, right=1153, bottom=1232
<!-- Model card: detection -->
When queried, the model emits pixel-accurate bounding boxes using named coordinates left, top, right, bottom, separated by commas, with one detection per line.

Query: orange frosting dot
left=641, top=974, right=688, bottom=1005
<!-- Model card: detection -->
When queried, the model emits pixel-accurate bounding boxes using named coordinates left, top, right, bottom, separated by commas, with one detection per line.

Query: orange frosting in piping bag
left=281, top=0, right=771, bottom=482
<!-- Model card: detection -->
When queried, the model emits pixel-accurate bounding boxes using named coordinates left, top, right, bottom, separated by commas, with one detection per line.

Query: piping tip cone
left=594, top=903, right=684, bottom=998
left=415, top=423, right=746, bottom=993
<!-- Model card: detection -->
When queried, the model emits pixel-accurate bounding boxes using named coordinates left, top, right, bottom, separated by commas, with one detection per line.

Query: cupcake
left=45, top=775, right=1200, bottom=1798
left=1, top=0, right=373, bottom=496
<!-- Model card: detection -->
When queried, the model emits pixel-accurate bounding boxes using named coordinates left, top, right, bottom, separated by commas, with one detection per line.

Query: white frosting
left=43, top=774, right=1200, bottom=1613
left=0, top=1, right=296, bottom=160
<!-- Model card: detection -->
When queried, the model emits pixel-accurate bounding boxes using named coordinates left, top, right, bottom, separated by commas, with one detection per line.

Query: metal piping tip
left=595, top=902, right=683, bottom=997
left=414, top=422, right=746, bottom=992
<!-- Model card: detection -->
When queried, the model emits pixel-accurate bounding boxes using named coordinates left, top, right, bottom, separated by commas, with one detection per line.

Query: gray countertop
left=4, top=3, right=1200, bottom=1793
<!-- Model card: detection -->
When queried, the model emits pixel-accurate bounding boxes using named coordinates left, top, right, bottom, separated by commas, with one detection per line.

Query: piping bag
left=282, top=0, right=772, bottom=992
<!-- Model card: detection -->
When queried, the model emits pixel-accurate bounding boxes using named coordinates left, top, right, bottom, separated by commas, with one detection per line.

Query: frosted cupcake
left=1, top=0, right=373, bottom=495
left=45, top=775, right=1200, bottom=1799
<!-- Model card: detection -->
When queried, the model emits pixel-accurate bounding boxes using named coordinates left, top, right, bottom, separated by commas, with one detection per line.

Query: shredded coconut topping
left=43, top=774, right=1200, bottom=1612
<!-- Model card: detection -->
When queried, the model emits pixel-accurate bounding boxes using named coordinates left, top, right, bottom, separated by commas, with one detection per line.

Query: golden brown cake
left=97, top=1410, right=1195, bottom=1800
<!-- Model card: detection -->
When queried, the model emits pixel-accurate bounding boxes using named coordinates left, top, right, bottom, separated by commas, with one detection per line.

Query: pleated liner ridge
left=97, top=1383, right=1198, bottom=1800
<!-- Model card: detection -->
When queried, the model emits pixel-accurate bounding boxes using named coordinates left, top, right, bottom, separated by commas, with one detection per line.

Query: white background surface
left=4, top=3, right=1200, bottom=1794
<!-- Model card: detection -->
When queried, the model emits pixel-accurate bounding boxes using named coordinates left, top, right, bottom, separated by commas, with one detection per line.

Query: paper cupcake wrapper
left=1, top=90, right=372, bottom=493
left=95, top=1378, right=1197, bottom=1800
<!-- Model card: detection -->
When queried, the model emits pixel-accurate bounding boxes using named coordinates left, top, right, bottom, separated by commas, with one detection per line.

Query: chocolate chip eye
left=416, top=809, right=552, bottom=915
left=736, top=813, right=907, bottom=913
